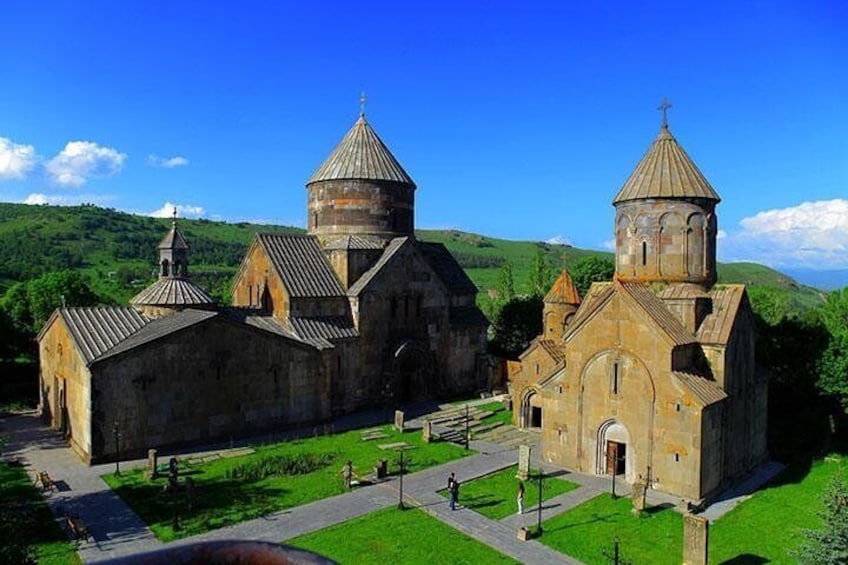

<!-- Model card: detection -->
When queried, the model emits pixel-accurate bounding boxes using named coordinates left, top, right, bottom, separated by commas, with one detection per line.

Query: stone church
left=37, top=111, right=489, bottom=463
left=510, top=118, right=768, bottom=503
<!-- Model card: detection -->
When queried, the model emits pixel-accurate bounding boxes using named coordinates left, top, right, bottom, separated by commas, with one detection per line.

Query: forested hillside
left=0, top=202, right=824, bottom=313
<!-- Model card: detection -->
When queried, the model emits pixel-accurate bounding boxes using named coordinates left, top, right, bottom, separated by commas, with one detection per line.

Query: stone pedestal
left=422, top=421, right=432, bottom=443
left=683, top=513, right=709, bottom=565
left=631, top=480, right=647, bottom=515
left=394, top=410, right=405, bottom=432
left=517, top=445, right=531, bottom=481
left=146, top=449, right=158, bottom=479
left=517, top=527, right=530, bottom=541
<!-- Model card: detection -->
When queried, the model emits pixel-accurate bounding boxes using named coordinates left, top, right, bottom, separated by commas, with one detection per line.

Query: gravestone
left=517, top=445, right=531, bottom=480
left=147, top=449, right=158, bottom=478
left=683, top=513, right=709, bottom=565
left=394, top=410, right=405, bottom=432
left=422, top=420, right=432, bottom=443
left=631, top=480, right=647, bottom=515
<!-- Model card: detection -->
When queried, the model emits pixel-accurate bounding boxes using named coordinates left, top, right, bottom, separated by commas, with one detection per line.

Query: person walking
left=341, top=460, right=355, bottom=489
left=517, top=482, right=525, bottom=515
left=448, top=472, right=457, bottom=510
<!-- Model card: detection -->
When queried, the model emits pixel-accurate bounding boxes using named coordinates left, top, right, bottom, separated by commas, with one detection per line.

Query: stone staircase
left=420, top=403, right=540, bottom=450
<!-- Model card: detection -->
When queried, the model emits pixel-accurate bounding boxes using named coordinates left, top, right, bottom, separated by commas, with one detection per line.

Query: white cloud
left=46, top=141, right=126, bottom=187
left=146, top=154, right=189, bottom=168
left=716, top=229, right=727, bottom=240
left=602, top=239, right=616, bottom=250
left=21, top=192, right=115, bottom=206
left=546, top=235, right=573, bottom=246
left=149, top=201, right=206, bottom=219
left=719, top=199, right=848, bottom=268
left=0, top=137, right=37, bottom=180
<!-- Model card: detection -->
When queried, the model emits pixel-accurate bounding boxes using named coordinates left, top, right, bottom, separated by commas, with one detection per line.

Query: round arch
left=519, top=387, right=544, bottom=429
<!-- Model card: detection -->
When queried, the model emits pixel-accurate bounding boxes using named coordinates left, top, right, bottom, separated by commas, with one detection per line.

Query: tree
left=495, top=261, right=515, bottom=303
left=794, top=476, right=848, bottom=564
left=489, top=295, right=543, bottom=358
left=818, top=288, right=848, bottom=412
left=568, top=256, right=614, bottom=297
left=527, top=249, right=554, bottom=298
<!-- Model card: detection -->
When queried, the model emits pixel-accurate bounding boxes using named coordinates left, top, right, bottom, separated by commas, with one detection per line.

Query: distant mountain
left=781, top=268, right=848, bottom=291
left=0, top=203, right=826, bottom=315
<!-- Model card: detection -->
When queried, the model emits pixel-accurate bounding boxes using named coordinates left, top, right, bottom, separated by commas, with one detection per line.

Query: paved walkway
left=4, top=409, right=768, bottom=564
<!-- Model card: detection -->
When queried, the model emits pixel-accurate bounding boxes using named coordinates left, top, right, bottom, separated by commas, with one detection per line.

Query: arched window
left=161, top=259, right=170, bottom=277
left=641, top=241, right=647, bottom=266
left=687, top=213, right=705, bottom=277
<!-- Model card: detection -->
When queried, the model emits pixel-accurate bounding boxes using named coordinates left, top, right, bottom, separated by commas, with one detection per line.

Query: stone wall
left=307, top=179, right=415, bottom=240
left=232, top=242, right=290, bottom=317
left=89, top=317, right=325, bottom=462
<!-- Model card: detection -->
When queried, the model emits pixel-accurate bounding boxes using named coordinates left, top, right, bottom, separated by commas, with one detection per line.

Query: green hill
left=0, top=203, right=824, bottom=315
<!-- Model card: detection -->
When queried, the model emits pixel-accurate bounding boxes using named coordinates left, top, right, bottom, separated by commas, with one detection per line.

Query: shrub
left=226, top=452, right=336, bottom=482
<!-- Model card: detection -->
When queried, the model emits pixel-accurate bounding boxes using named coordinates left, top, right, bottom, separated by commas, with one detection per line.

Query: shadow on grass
left=642, top=502, right=674, bottom=515
left=545, top=513, right=616, bottom=533
left=718, top=554, right=769, bottom=564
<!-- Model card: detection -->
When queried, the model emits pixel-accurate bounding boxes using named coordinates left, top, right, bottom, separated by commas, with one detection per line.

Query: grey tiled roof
left=55, top=307, right=149, bottom=365
left=289, top=316, right=359, bottom=349
left=258, top=233, right=345, bottom=298
left=130, top=278, right=215, bottom=307
left=347, top=237, right=410, bottom=296
left=672, top=371, right=728, bottom=407
left=307, top=115, right=416, bottom=186
left=323, top=235, right=385, bottom=250
left=619, top=282, right=696, bottom=346
left=613, top=126, right=721, bottom=204
left=218, top=307, right=303, bottom=341
left=418, top=242, right=479, bottom=295
left=449, top=306, right=489, bottom=327
left=657, top=284, right=710, bottom=300
left=564, top=282, right=616, bottom=340
left=96, top=309, right=218, bottom=362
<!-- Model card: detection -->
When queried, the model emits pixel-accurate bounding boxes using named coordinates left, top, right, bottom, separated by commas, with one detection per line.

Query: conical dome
left=613, top=126, right=720, bottom=204
left=544, top=269, right=581, bottom=305
left=308, top=115, right=415, bottom=187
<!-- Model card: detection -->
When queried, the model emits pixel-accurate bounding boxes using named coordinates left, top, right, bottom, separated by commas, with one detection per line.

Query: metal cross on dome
left=359, top=91, right=367, bottom=117
left=657, top=97, right=673, bottom=128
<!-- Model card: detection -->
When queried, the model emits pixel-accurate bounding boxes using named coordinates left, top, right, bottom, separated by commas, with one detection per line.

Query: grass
left=287, top=506, right=520, bottom=564
left=538, top=455, right=848, bottom=565
left=103, top=424, right=472, bottom=541
left=439, top=465, right=579, bottom=520
left=0, top=461, right=82, bottom=565
left=476, top=401, right=514, bottom=427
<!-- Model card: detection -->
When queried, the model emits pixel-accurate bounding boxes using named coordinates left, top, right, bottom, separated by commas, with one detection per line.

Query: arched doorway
left=597, top=420, right=631, bottom=479
left=392, top=341, right=432, bottom=402
left=520, top=388, right=543, bottom=429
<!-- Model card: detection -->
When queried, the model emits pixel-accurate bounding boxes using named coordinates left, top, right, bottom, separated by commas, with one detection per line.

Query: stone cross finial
left=360, top=91, right=367, bottom=117
left=172, top=206, right=178, bottom=224
left=658, top=97, right=673, bottom=128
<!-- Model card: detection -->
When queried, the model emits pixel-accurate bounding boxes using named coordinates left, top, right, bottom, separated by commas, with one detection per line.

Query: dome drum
left=307, top=179, right=415, bottom=238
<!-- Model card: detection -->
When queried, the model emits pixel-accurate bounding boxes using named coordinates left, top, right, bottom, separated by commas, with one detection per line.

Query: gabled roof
left=130, top=278, right=215, bottom=307
left=96, top=309, right=218, bottom=362
left=158, top=222, right=189, bottom=250
left=347, top=237, right=411, bottom=296
left=307, top=115, right=416, bottom=187
left=697, top=285, right=747, bottom=345
left=218, top=307, right=302, bottom=341
left=289, top=315, right=359, bottom=349
left=47, top=307, right=149, bottom=365
left=545, top=269, right=581, bottom=305
left=672, top=371, right=728, bottom=407
left=519, top=338, right=566, bottom=363
left=257, top=233, right=345, bottom=298
left=563, top=282, right=616, bottom=340
left=657, top=284, right=710, bottom=300
left=322, top=235, right=384, bottom=251
left=418, top=241, right=479, bottom=295
left=618, top=282, right=696, bottom=346
left=613, top=126, right=721, bottom=204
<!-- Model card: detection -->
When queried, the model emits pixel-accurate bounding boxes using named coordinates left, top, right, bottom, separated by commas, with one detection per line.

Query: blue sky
left=0, top=1, right=846, bottom=269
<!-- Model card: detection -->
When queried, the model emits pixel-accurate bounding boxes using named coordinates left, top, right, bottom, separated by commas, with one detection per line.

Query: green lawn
left=440, top=465, right=579, bottom=520
left=103, top=424, right=472, bottom=541
left=287, top=506, right=520, bottom=564
left=476, top=402, right=514, bottom=427
left=538, top=455, right=848, bottom=565
left=0, top=462, right=81, bottom=565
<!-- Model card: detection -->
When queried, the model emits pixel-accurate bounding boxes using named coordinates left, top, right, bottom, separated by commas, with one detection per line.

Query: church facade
left=37, top=111, right=488, bottom=463
left=510, top=119, right=768, bottom=503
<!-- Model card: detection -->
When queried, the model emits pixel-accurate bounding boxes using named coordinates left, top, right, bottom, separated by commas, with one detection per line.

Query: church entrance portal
left=597, top=420, right=631, bottom=480
left=520, top=389, right=542, bottom=429
left=392, top=341, right=431, bottom=402
left=605, top=441, right=626, bottom=475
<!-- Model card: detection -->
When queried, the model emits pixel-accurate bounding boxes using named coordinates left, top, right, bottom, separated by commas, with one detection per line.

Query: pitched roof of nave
left=612, top=125, right=721, bottom=205
left=322, top=235, right=385, bottom=251
left=695, top=285, right=748, bottom=345
left=257, top=233, right=346, bottom=298
left=42, top=306, right=316, bottom=367
left=288, top=315, right=359, bottom=349
left=618, top=282, right=696, bottom=346
left=307, top=114, right=416, bottom=187
left=346, top=237, right=480, bottom=297
left=544, top=269, right=581, bottom=305
left=129, top=277, right=215, bottom=308
left=672, top=371, right=728, bottom=407
left=520, top=338, right=567, bottom=364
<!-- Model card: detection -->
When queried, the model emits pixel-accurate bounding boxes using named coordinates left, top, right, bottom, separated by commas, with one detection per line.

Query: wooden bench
left=66, top=515, right=90, bottom=542
left=38, top=471, right=55, bottom=492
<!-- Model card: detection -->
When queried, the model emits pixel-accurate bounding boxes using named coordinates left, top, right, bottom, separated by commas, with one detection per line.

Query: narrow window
left=611, top=361, right=620, bottom=395
left=312, top=211, right=318, bottom=228
left=641, top=241, right=647, bottom=266
left=675, top=453, right=680, bottom=462
left=535, top=363, right=540, bottom=375
left=248, top=285, right=254, bottom=306
left=676, top=403, right=681, bottom=412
